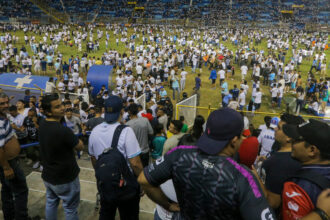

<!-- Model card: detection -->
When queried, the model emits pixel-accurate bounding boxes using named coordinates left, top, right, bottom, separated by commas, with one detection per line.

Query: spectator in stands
left=162, top=120, right=184, bottom=155
left=126, top=103, right=153, bottom=167
left=45, top=77, right=57, bottom=94
left=39, top=93, right=84, bottom=220
left=237, top=129, right=259, bottom=169
left=157, top=108, right=168, bottom=134
left=83, top=106, right=104, bottom=131
left=281, top=119, right=330, bottom=220
left=22, top=108, right=42, bottom=170
left=139, top=108, right=276, bottom=219
left=0, top=92, right=29, bottom=220
left=178, top=115, right=205, bottom=146
left=254, top=114, right=305, bottom=211
left=88, top=96, right=143, bottom=219
left=151, top=123, right=167, bottom=161
left=64, top=108, right=82, bottom=135
left=257, top=116, right=278, bottom=158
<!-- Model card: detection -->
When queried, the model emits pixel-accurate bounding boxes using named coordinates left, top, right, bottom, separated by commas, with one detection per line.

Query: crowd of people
left=0, top=23, right=329, bottom=116
left=1, top=89, right=330, bottom=219
left=0, top=22, right=329, bottom=220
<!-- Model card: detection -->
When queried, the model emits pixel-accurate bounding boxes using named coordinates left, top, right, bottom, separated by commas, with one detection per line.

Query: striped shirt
left=0, top=117, right=15, bottom=148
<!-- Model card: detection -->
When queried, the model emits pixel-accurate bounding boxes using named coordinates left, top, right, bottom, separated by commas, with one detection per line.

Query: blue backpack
left=95, top=125, right=140, bottom=202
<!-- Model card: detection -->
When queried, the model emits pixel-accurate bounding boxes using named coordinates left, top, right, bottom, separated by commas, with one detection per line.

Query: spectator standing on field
left=39, top=93, right=84, bottom=220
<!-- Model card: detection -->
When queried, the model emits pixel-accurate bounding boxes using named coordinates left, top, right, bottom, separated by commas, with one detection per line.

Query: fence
left=176, top=104, right=330, bottom=128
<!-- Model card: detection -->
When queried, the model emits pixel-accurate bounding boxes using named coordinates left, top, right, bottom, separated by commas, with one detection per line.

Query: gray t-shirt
left=86, top=117, right=104, bottom=131
left=126, top=117, right=153, bottom=153
left=64, top=116, right=81, bottom=135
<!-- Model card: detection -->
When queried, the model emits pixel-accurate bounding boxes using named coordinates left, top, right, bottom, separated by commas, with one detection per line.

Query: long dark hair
left=191, top=115, right=205, bottom=140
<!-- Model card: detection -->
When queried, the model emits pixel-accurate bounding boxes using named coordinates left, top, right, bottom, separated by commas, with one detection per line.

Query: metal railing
left=176, top=104, right=330, bottom=126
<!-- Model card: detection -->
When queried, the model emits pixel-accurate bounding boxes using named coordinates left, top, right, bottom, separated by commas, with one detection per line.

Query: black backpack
left=95, top=125, right=140, bottom=202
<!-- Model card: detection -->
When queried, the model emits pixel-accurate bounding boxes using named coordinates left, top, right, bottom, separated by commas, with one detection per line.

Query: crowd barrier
left=20, top=131, right=91, bottom=149
left=176, top=104, right=330, bottom=127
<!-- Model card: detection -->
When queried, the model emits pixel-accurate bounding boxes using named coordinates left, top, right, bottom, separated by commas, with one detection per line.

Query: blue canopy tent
left=86, top=65, right=114, bottom=97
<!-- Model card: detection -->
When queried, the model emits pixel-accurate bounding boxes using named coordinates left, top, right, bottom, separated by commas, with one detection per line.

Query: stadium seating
left=0, top=0, right=328, bottom=25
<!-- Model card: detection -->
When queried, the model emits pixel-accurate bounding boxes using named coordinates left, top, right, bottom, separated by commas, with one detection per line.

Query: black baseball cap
left=196, top=108, right=244, bottom=155
left=104, top=96, right=123, bottom=123
left=283, top=119, right=330, bottom=154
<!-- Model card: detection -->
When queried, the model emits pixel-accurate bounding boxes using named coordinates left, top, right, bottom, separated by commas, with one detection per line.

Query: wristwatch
left=314, top=208, right=330, bottom=220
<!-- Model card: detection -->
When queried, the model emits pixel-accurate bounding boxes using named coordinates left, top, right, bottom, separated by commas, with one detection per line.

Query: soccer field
left=2, top=27, right=329, bottom=126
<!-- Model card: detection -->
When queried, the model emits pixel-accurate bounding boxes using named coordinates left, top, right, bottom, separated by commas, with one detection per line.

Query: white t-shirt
left=257, top=128, right=275, bottom=157
left=180, top=71, right=188, bottom=80
left=57, top=81, right=65, bottom=91
left=45, top=81, right=56, bottom=93
left=255, top=91, right=262, bottom=104
left=271, top=88, right=278, bottom=98
left=241, top=84, right=249, bottom=95
left=241, top=65, right=248, bottom=75
left=72, top=72, right=79, bottom=83
left=218, top=70, right=226, bottom=79
left=136, top=65, right=143, bottom=75
left=116, top=76, right=124, bottom=87
left=238, top=92, right=246, bottom=106
left=258, top=124, right=267, bottom=133
left=88, top=122, right=141, bottom=169
left=277, top=87, right=284, bottom=98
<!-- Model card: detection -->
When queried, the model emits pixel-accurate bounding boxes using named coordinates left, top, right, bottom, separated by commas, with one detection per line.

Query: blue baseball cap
left=104, top=96, right=123, bottom=123
left=269, top=117, right=279, bottom=129
left=196, top=108, right=244, bottom=155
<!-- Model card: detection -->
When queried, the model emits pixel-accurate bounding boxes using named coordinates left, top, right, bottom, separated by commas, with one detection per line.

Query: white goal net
left=176, top=94, right=197, bottom=128
left=136, top=93, right=146, bottom=110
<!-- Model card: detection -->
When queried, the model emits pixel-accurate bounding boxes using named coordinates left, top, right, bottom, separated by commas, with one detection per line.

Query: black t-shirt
left=261, top=151, right=301, bottom=194
left=144, top=146, right=275, bottom=220
left=39, top=120, right=79, bottom=185
left=23, top=116, right=43, bottom=141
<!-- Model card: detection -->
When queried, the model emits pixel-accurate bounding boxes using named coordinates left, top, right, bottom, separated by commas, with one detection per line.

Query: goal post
left=176, top=94, right=197, bottom=128
left=136, top=93, right=146, bottom=110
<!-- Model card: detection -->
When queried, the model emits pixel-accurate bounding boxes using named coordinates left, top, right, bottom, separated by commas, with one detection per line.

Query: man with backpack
left=281, top=119, right=330, bottom=220
left=88, top=95, right=143, bottom=220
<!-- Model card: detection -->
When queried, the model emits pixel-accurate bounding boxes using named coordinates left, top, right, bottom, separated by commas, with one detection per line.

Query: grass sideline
left=2, top=28, right=329, bottom=127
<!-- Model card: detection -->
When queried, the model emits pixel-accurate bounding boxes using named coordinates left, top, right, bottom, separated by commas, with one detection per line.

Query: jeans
left=295, top=99, right=304, bottom=113
left=99, top=193, right=140, bottom=220
left=180, top=80, right=186, bottom=91
left=277, top=97, right=282, bottom=108
left=0, top=158, right=29, bottom=220
left=44, top=176, right=80, bottom=220
left=172, top=87, right=180, bottom=100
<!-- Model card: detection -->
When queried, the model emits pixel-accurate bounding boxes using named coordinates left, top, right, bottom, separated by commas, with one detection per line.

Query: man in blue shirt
left=230, top=84, right=239, bottom=100
left=222, top=92, right=232, bottom=108
left=209, top=69, right=217, bottom=89
left=159, top=86, right=167, bottom=101
left=195, top=74, right=201, bottom=90
left=221, top=79, right=229, bottom=101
